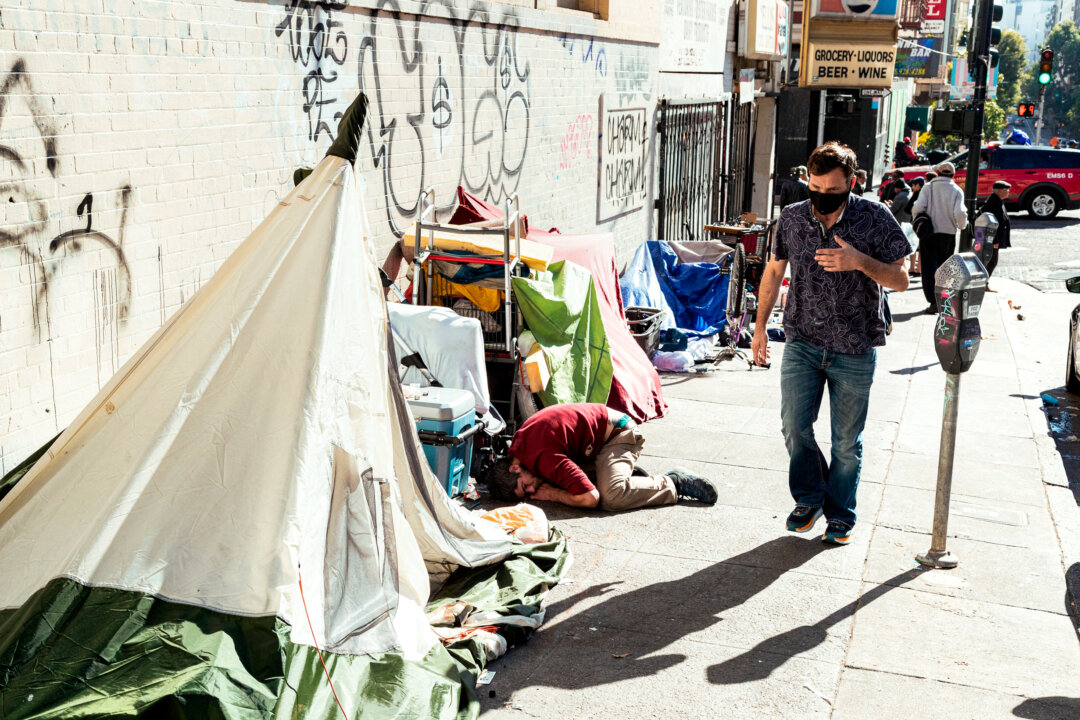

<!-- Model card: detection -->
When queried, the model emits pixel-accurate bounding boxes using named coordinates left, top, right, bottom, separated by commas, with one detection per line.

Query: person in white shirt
left=911, top=161, right=968, bottom=314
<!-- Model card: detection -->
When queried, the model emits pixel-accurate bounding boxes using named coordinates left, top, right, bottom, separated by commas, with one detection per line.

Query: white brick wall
left=0, top=0, right=660, bottom=472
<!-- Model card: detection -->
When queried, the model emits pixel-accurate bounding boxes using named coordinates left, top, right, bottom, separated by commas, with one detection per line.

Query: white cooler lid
left=405, top=386, right=475, bottom=422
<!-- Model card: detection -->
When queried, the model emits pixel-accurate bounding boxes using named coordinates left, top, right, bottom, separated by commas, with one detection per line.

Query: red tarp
left=450, top=189, right=667, bottom=422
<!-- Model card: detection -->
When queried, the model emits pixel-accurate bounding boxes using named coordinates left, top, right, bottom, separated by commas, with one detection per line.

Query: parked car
left=894, top=144, right=1080, bottom=219
left=1068, top=275, right=1080, bottom=394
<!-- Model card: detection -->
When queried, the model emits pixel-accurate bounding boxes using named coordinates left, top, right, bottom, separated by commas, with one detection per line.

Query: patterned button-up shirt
left=774, top=195, right=912, bottom=354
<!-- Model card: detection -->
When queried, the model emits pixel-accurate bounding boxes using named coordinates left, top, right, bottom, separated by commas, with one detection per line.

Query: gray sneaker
left=666, top=468, right=718, bottom=504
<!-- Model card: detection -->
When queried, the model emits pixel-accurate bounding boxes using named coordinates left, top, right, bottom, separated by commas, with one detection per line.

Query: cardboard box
left=523, top=348, right=550, bottom=393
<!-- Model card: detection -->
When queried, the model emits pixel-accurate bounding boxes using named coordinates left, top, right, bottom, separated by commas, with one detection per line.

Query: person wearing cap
left=977, top=181, right=1012, bottom=282
left=895, top=136, right=919, bottom=166
left=912, top=161, right=968, bottom=314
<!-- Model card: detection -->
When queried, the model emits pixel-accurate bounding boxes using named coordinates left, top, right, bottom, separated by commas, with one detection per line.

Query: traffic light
left=988, top=2, right=1003, bottom=68
left=970, top=2, right=1004, bottom=73
left=1017, top=102, right=1036, bottom=117
left=1039, top=49, right=1054, bottom=85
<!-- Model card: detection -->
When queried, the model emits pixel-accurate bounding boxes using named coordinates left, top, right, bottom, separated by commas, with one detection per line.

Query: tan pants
left=592, top=426, right=678, bottom=511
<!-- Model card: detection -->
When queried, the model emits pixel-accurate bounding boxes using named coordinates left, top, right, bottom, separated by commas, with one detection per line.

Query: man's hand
left=815, top=237, right=866, bottom=273
left=530, top=483, right=558, bottom=502
left=751, top=328, right=770, bottom=367
left=529, top=482, right=600, bottom=508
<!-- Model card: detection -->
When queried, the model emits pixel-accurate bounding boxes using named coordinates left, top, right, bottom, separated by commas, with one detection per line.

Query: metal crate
left=428, top=272, right=519, bottom=352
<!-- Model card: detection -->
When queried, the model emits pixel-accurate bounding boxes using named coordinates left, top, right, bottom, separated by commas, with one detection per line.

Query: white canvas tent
left=0, top=96, right=545, bottom=719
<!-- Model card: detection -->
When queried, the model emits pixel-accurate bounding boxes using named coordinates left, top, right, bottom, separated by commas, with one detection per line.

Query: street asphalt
left=995, top=206, right=1080, bottom=292
left=476, top=219, right=1080, bottom=719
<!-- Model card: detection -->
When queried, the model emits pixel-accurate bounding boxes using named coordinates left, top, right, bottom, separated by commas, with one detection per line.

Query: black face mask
left=808, top=188, right=850, bottom=215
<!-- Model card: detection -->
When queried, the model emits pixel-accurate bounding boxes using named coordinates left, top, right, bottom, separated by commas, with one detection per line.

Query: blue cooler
left=406, top=387, right=478, bottom=497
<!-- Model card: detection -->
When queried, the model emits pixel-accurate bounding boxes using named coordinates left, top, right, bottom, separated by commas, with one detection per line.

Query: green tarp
left=0, top=528, right=568, bottom=720
left=512, top=260, right=613, bottom=407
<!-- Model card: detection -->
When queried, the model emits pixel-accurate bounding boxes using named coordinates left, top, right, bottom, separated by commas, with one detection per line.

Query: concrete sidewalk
left=478, top=280, right=1080, bottom=719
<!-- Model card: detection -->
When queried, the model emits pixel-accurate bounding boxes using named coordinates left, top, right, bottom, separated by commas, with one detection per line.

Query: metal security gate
left=725, top=100, right=756, bottom=221
left=656, top=99, right=725, bottom=243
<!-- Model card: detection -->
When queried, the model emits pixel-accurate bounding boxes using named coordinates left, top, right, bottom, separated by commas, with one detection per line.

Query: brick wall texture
left=0, top=0, right=659, bottom=472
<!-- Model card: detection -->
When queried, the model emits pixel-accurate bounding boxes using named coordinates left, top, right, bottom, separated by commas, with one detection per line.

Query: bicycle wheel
left=726, top=243, right=747, bottom=321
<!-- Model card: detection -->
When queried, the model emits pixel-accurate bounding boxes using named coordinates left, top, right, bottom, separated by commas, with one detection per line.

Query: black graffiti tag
left=0, top=60, right=133, bottom=340
left=276, top=0, right=348, bottom=142
left=358, top=0, right=532, bottom=237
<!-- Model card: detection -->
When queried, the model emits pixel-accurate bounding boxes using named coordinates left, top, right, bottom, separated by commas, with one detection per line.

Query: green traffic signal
left=1038, top=48, right=1054, bottom=85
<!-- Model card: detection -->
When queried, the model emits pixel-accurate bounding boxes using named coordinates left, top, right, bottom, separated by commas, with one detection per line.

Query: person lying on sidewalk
left=485, top=403, right=717, bottom=510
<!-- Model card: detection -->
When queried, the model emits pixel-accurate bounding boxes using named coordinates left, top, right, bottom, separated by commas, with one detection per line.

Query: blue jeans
left=780, top=341, right=876, bottom=529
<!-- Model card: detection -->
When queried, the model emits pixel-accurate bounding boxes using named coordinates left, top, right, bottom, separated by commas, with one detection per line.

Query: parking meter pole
left=918, top=373, right=961, bottom=569
left=919, top=253, right=988, bottom=570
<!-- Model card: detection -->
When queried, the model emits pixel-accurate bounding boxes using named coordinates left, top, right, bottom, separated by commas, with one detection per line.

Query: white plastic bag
left=480, top=503, right=549, bottom=544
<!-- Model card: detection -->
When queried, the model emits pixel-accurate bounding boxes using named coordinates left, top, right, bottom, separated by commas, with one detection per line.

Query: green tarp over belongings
left=0, top=95, right=567, bottom=719
left=512, top=260, right=614, bottom=407
left=0, top=531, right=568, bottom=720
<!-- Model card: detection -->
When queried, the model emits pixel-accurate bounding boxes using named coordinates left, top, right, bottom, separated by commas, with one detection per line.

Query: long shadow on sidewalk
left=707, top=569, right=922, bottom=684
left=1013, top=696, right=1080, bottom=719
left=525, top=536, right=830, bottom=690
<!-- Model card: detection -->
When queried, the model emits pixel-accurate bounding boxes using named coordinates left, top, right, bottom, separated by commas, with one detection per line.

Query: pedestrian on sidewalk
left=853, top=170, right=868, bottom=196
left=912, top=161, right=968, bottom=314
left=888, top=177, right=913, bottom=224
left=880, top=169, right=904, bottom=203
left=904, top=177, right=925, bottom=275
left=485, top=403, right=717, bottom=511
left=976, top=180, right=1012, bottom=282
left=779, top=166, right=810, bottom=209
left=750, top=142, right=911, bottom=545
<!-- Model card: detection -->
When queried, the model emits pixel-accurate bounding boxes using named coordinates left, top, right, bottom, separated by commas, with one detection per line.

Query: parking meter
left=933, top=253, right=988, bottom=374
left=970, top=212, right=999, bottom=269
left=919, top=251, right=991, bottom=570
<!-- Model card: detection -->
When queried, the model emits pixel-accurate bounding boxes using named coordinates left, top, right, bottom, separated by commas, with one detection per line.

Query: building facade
left=1, top=0, right=654, bottom=472
left=0, top=0, right=776, bottom=473
left=1004, top=0, right=1057, bottom=61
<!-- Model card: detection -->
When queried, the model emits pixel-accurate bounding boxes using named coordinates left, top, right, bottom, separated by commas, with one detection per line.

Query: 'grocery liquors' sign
left=804, top=43, right=896, bottom=87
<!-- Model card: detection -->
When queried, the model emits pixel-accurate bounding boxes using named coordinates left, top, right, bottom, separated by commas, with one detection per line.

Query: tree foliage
left=997, top=30, right=1028, bottom=109
left=983, top=98, right=1006, bottom=139
left=1020, top=21, right=1080, bottom=134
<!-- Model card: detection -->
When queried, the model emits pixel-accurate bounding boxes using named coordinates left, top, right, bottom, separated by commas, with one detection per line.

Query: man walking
left=977, top=180, right=1011, bottom=281
left=912, top=161, right=968, bottom=314
left=751, top=142, right=911, bottom=545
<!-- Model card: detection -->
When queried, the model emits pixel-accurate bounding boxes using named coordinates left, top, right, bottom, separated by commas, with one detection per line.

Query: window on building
left=532, top=0, right=609, bottom=19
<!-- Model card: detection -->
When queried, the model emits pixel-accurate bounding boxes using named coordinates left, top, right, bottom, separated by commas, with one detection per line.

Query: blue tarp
left=621, top=240, right=729, bottom=338
left=619, top=242, right=674, bottom=330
